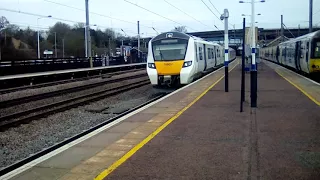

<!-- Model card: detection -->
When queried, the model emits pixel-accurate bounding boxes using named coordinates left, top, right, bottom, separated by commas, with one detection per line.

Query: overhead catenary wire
left=0, top=8, right=82, bottom=25
left=0, top=8, right=143, bottom=37
left=282, top=23, right=295, bottom=38
left=6, top=22, right=50, bottom=29
left=200, top=0, right=223, bottom=25
left=163, top=0, right=212, bottom=29
left=123, top=0, right=198, bottom=31
left=208, top=0, right=234, bottom=27
left=42, top=0, right=155, bottom=30
left=208, top=0, right=221, bottom=14
left=313, top=8, right=320, bottom=15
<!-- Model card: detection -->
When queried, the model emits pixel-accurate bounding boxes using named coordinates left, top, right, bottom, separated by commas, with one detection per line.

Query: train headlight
left=183, top=61, right=192, bottom=68
left=148, top=63, right=156, bottom=69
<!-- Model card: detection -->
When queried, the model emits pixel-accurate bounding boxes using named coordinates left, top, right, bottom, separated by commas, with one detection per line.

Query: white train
left=147, top=32, right=236, bottom=86
left=260, top=30, right=320, bottom=75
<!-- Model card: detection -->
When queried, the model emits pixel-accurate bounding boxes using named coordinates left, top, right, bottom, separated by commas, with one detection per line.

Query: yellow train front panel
left=310, top=59, right=320, bottom=73
left=155, top=60, right=184, bottom=75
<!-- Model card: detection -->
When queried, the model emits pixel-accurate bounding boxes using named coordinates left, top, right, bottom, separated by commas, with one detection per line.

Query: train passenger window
left=199, top=47, right=203, bottom=60
left=195, top=45, right=198, bottom=62
left=208, top=48, right=211, bottom=59
left=212, top=49, right=214, bottom=60
left=306, top=42, right=309, bottom=62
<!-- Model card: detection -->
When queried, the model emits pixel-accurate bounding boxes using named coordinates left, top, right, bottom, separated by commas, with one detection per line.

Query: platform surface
left=4, top=59, right=320, bottom=180
left=101, top=61, right=320, bottom=180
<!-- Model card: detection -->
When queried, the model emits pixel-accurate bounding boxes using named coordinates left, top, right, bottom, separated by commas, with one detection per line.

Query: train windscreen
left=152, top=39, right=188, bottom=61
left=312, top=40, right=320, bottom=58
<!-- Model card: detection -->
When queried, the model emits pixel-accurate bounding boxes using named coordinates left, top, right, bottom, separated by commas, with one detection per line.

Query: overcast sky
left=1, top=0, right=320, bottom=37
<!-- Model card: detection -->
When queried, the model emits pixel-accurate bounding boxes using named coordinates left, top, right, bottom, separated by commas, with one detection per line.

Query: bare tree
left=172, top=26, right=187, bottom=33
left=0, top=16, right=9, bottom=30
left=0, top=16, right=10, bottom=60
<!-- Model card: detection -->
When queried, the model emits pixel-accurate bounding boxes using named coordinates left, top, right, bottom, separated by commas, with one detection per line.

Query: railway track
left=0, top=92, right=167, bottom=176
left=0, top=72, right=146, bottom=108
left=0, top=68, right=144, bottom=94
left=0, top=78, right=150, bottom=131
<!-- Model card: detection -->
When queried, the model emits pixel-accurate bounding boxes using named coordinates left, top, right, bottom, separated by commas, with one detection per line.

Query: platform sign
left=245, top=27, right=258, bottom=48
left=43, top=50, right=53, bottom=55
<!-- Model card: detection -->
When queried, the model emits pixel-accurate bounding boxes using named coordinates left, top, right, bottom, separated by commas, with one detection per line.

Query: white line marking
left=1, top=60, right=234, bottom=180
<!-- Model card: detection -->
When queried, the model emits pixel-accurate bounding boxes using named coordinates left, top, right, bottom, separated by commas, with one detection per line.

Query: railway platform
left=0, top=63, right=146, bottom=89
left=3, top=58, right=320, bottom=180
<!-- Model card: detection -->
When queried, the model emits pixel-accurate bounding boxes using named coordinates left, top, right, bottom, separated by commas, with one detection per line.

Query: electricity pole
left=281, top=15, right=284, bottom=42
left=62, top=38, right=65, bottom=58
left=220, top=9, right=229, bottom=92
left=54, top=32, right=57, bottom=58
left=251, top=0, right=257, bottom=108
left=85, top=0, right=92, bottom=67
left=309, top=0, right=313, bottom=33
left=137, top=21, right=140, bottom=58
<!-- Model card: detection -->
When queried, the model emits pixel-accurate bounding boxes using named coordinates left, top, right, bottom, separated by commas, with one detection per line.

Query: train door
left=306, top=41, right=310, bottom=73
left=212, top=46, right=217, bottom=67
left=295, top=41, right=302, bottom=71
left=299, top=40, right=309, bottom=73
left=197, top=44, right=205, bottom=72
left=214, top=46, right=217, bottom=66
left=195, top=42, right=199, bottom=73
left=276, top=46, right=280, bottom=63
left=203, top=44, right=207, bottom=71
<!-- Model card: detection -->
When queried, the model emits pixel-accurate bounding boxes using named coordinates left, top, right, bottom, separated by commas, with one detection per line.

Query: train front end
left=147, top=32, right=195, bottom=87
left=310, top=31, right=320, bottom=74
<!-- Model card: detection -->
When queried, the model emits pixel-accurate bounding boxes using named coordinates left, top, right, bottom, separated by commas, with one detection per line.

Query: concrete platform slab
left=37, top=146, right=102, bottom=169
left=77, top=132, right=125, bottom=148
left=106, top=122, right=143, bottom=133
left=124, top=113, right=157, bottom=122
left=58, top=173, right=96, bottom=180
left=13, top=167, right=68, bottom=180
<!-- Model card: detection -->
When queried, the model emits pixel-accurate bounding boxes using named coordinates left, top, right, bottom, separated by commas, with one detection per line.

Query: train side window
left=199, top=47, right=203, bottom=60
left=306, top=42, right=309, bottom=62
left=212, top=49, right=214, bottom=60
left=208, top=48, right=211, bottom=59
left=195, top=44, right=198, bottom=62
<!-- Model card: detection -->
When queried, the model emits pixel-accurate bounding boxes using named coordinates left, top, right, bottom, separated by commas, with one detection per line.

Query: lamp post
left=121, top=29, right=127, bottom=56
left=220, top=9, right=229, bottom=92
left=54, top=32, right=57, bottom=58
left=62, top=38, right=65, bottom=58
left=239, top=0, right=265, bottom=108
left=37, top=15, right=52, bottom=59
left=121, top=29, right=127, bottom=46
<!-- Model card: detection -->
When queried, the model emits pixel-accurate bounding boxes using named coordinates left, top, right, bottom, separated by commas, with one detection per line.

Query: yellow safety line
left=94, top=63, right=238, bottom=180
left=275, top=69, right=320, bottom=106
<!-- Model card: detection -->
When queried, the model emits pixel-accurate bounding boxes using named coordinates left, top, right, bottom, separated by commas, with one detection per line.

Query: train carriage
left=147, top=32, right=236, bottom=87
left=260, top=30, right=320, bottom=75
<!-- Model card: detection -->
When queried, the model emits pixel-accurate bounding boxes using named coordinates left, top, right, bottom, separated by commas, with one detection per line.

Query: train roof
left=280, top=30, right=320, bottom=44
left=151, top=31, right=214, bottom=44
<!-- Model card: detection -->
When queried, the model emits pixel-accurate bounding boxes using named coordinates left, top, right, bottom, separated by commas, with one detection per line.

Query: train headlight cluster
left=148, top=63, right=156, bottom=69
left=183, top=61, right=192, bottom=68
